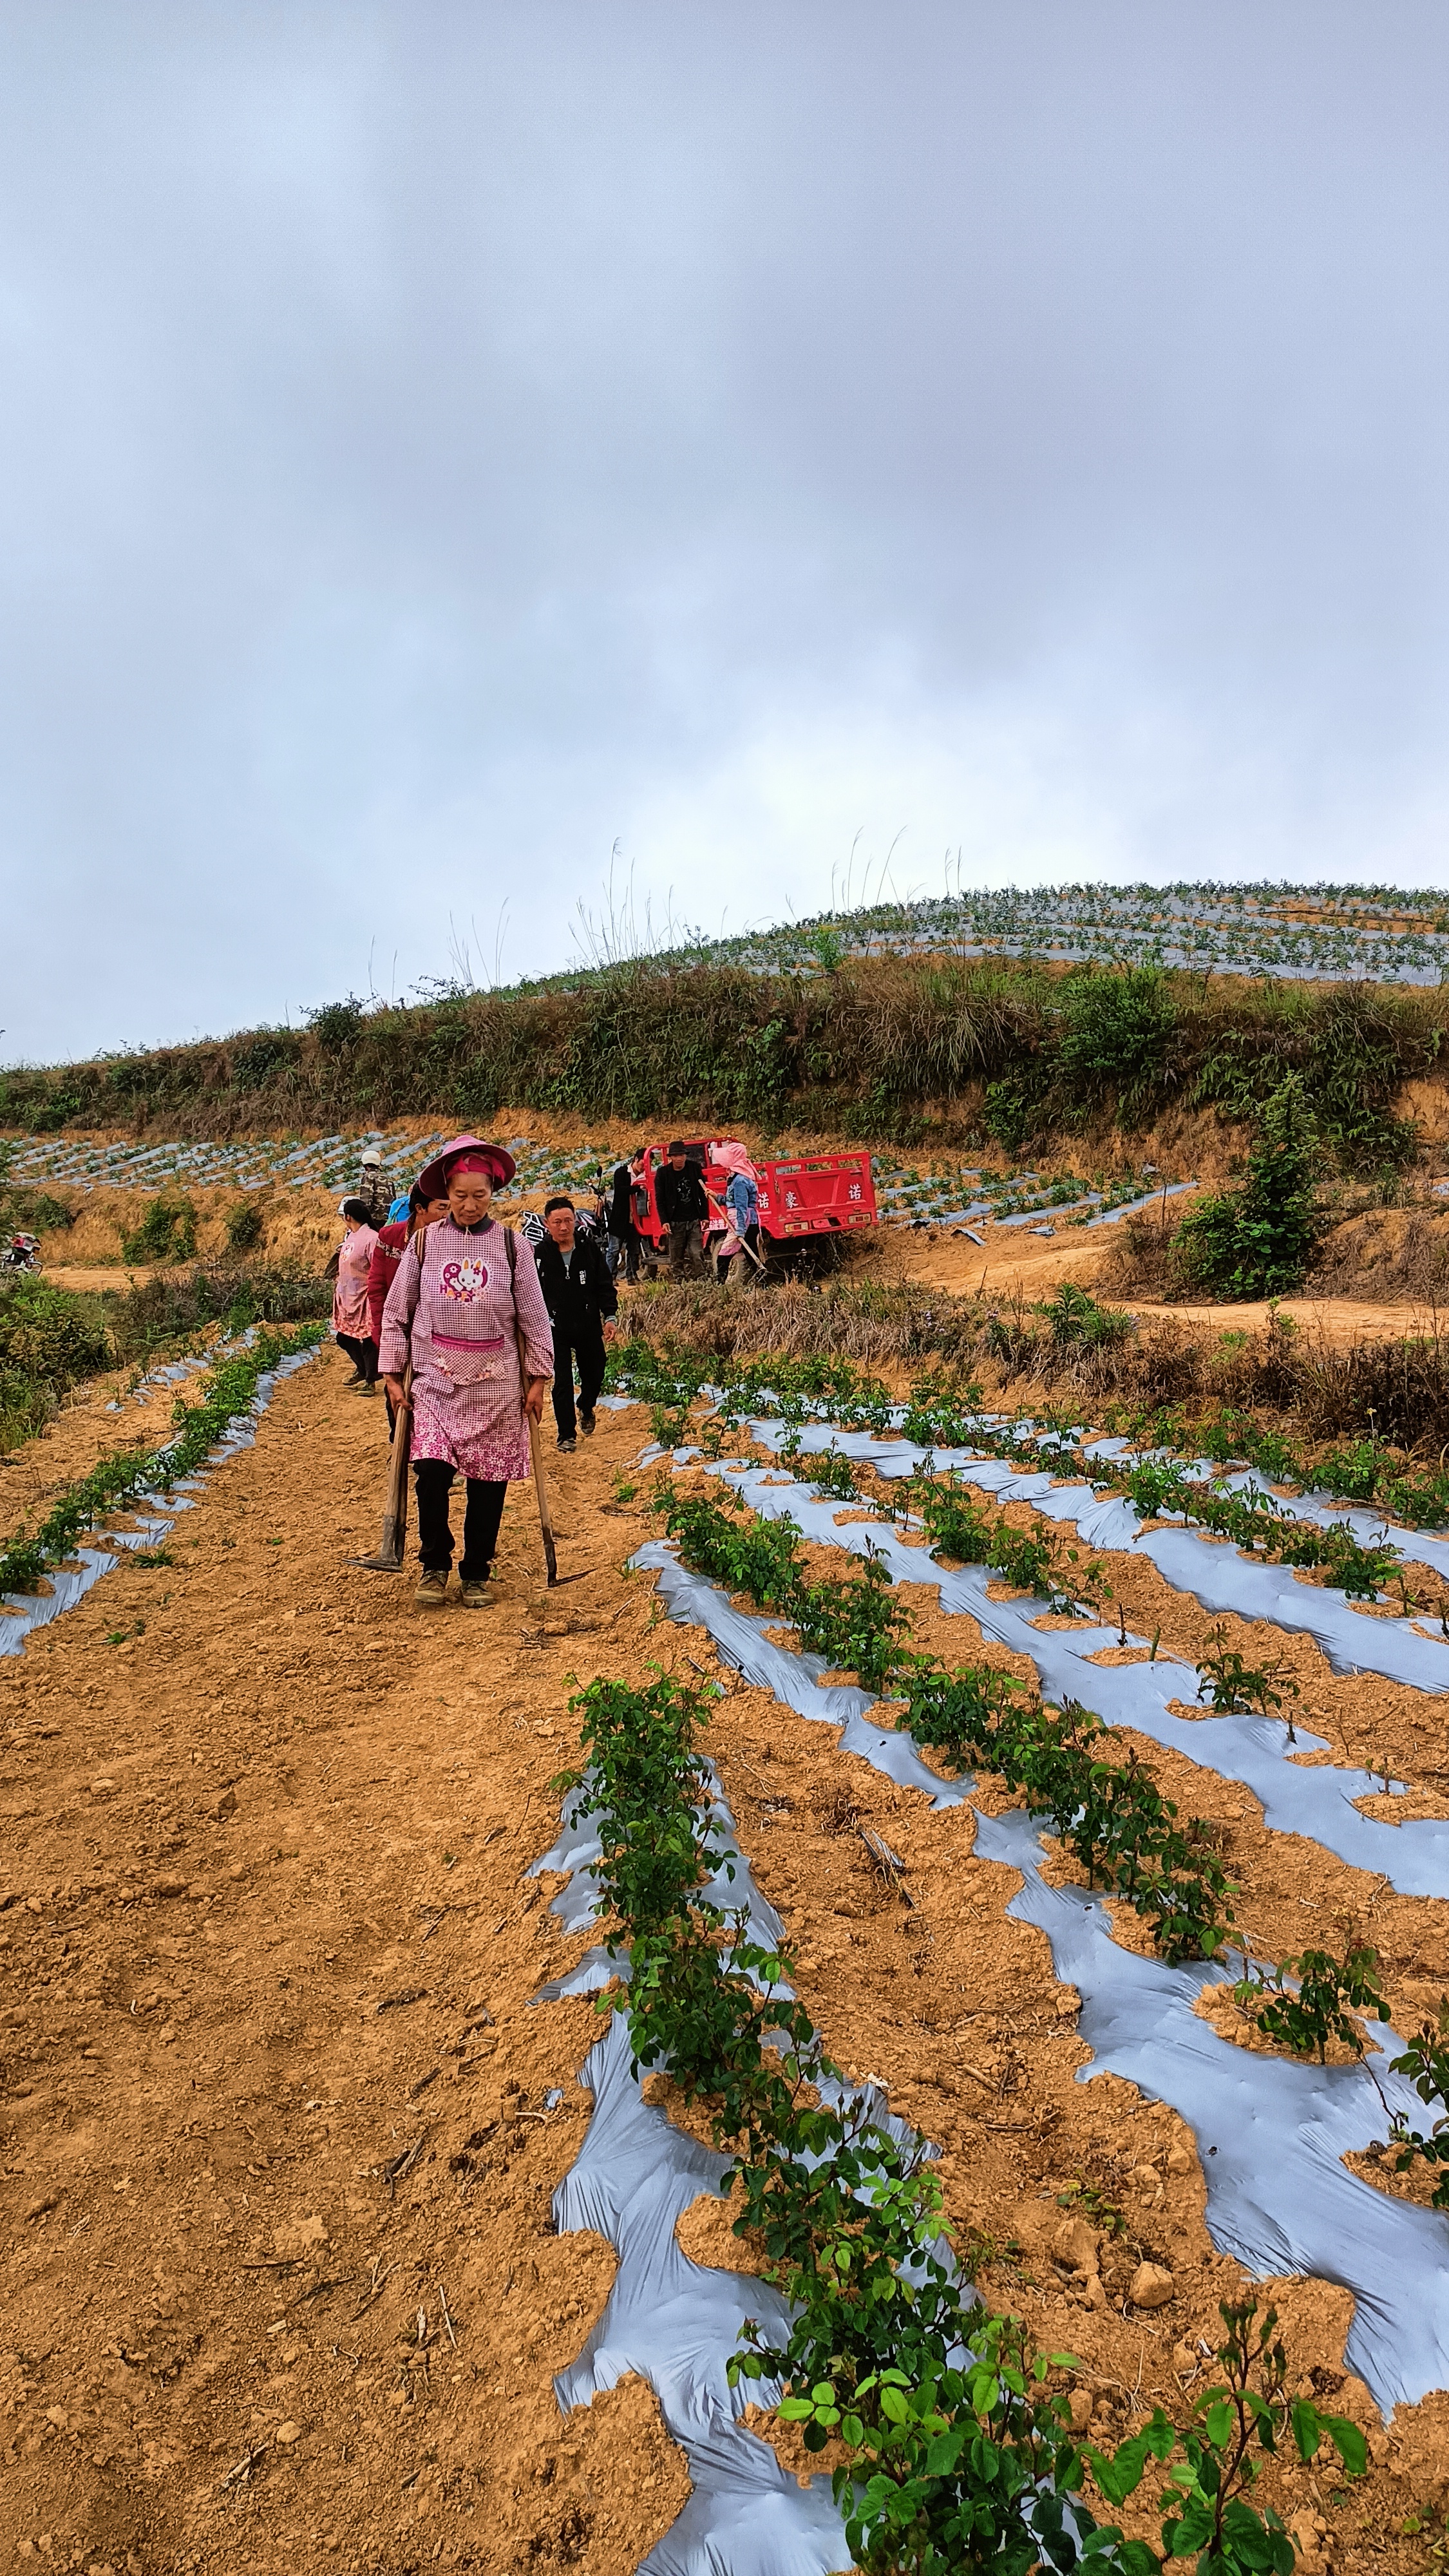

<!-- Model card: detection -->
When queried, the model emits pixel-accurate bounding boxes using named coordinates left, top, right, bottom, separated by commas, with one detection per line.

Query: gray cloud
left=3, top=0, right=1447, bottom=1061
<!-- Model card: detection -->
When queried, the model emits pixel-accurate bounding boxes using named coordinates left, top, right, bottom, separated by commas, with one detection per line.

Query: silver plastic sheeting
left=0, top=1345, right=319, bottom=1658
left=1082, top=1443, right=1449, bottom=1595
left=632, top=1544, right=973, bottom=1811
left=529, top=1732, right=965, bottom=2570
left=638, top=1535, right=1449, bottom=2420
left=552, top=2016, right=850, bottom=2576
left=985, top=1803, right=1449, bottom=2419
left=739, top=1418, right=1449, bottom=1696
left=530, top=1771, right=854, bottom=2571
left=703, top=1458, right=1449, bottom=1900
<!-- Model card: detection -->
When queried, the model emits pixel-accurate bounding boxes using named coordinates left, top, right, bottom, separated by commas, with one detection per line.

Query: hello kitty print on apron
left=439, top=1255, right=490, bottom=1302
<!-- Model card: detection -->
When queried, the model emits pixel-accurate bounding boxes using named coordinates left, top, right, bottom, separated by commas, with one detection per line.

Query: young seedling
left=1197, top=1627, right=1302, bottom=1739
left=1387, top=1996, right=1449, bottom=2207
left=1232, top=1942, right=1390, bottom=2065
left=1085, top=2299, right=1367, bottom=2571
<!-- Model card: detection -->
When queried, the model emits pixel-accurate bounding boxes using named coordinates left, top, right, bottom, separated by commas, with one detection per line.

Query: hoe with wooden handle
left=518, top=1323, right=558, bottom=1586
left=349, top=1361, right=413, bottom=1570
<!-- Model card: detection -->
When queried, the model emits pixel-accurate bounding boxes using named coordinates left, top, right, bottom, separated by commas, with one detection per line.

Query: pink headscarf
left=708, top=1138, right=757, bottom=1179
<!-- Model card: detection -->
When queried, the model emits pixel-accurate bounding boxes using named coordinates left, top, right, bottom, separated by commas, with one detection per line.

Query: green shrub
left=0, top=1280, right=111, bottom=1446
left=102, top=1264, right=331, bottom=1365
left=119, top=1194, right=198, bottom=1266
left=1038, top=1281, right=1133, bottom=1350
left=1056, top=967, right=1176, bottom=1121
left=225, top=1198, right=265, bottom=1253
left=1173, top=1075, right=1324, bottom=1298
left=1232, top=1944, right=1389, bottom=2065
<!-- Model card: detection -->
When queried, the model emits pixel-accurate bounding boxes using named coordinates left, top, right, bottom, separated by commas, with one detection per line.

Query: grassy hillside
left=3, top=954, right=1444, bottom=1175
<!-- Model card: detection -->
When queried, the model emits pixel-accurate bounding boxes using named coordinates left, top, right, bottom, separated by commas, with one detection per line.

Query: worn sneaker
left=557, top=1435, right=577, bottom=1453
left=580, top=1410, right=596, bottom=1436
left=415, top=1568, right=450, bottom=1608
left=459, top=1579, right=495, bottom=1608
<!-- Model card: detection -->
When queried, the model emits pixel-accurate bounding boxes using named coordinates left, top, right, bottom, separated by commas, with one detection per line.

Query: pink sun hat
left=414, top=1134, right=517, bottom=1200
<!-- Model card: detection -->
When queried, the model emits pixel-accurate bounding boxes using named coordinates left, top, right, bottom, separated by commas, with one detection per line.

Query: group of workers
left=330, top=1130, right=763, bottom=1608
left=603, top=1139, right=761, bottom=1284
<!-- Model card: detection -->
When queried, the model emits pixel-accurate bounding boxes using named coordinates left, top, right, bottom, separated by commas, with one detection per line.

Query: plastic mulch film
left=695, top=1455, right=1449, bottom=1900
left=1077, top=1439, right=1449, bottom=1590
left=528, top=1772, right=866, bottom=2573
left=0, top=1345, right=319, bottom=1658
left=638, top=1538, right=1449, bottom=2421
left=735, top=1417, right=1449, bottom=1696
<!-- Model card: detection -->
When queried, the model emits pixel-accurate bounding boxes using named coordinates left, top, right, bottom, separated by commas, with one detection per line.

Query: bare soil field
left=6, top=1314, right=1449, bottom=2573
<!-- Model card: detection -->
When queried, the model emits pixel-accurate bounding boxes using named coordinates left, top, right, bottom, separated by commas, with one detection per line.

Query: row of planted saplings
left=612, top=1319, right=1449, bottom=1568
left=654, top=1478, right=1449, bottom=2191
left=0, top=1325, right=327, bottom=1597
left=560, top=1644, right=1369, bottom=2576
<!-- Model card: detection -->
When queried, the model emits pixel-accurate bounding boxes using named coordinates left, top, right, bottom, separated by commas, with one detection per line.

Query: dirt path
left=4, top=1350, right=1448, bottom=2572
left=864, top=1220, right=1449, bottom=1345
left=0, top=1354, right=690, bottom=2575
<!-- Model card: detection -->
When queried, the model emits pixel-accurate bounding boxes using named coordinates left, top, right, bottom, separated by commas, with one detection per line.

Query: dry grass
left=619, top=1276, right=983, bottom=1367
left=1311, top=1208, right=1449, bottom=1302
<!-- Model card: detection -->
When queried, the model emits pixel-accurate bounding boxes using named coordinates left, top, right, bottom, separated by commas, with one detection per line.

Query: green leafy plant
left=1195, top=1629, right=1302, bottom=1732
left=119, top=1194, right=199, bottom=1267
left=918, top=1480, right=996, bottom=1567
left=1174, top=1075, right=1325, bottom=1300
left=225, top=1198, right=265, bottom=1253
left=1086, top=2300, right=1366, bottom=2575
left=656, top=1485, right=805, bottom=1612
left=1231, top=1942, right=1389, bottom=2065
left=989, top=1520, right=1059, bottom=1597
left=1385, top=1996, right=1449, bottom=2205
left=1038, top=1282, right=1134, bottom=1352
left=902, top=1372, right=986, bottom=1450
left=777, top=1430, right=862, bottom=1501
left=791, top=1545, right=915, bottom=1691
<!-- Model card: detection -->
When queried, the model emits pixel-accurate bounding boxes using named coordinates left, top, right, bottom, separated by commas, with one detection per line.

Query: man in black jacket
left=607, top=1152, right=643, bottom=1283
left=654, top=1142, right=709, bottom=1280
left=535, top=1196, right=619, bottom=1450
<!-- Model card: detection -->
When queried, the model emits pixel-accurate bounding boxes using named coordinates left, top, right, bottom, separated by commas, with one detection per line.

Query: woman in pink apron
left=378, top=1137, right=553, bottom=1607
left=332, top=1197, right=381, bottom=1388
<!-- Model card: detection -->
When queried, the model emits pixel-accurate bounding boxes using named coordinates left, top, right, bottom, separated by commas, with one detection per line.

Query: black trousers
left=336, top=1331, right=377, bottom=1383
left=413, top=1461, right=506, bottom=1578
left=551, top=1318, right=607, bottom=1439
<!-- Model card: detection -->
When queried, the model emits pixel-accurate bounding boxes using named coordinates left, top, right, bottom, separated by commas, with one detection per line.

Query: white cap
left=359, top=1150, right=382, bottom=1166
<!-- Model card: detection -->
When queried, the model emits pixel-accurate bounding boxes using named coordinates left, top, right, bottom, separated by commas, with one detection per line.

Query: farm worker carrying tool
left=655, top=1141, right=709, bottom=1280
left=379, top=1137, right=554, bottom=1609
left=707, top=1139, right=765, bottom=1285
left=350, top=1181, right=452, bottom=1571
left=535, top=1195, right=619, bottom=1452
left=333, top=1198, right=381, bottom=1392
left=355, top=1149, right=392, bottom=1227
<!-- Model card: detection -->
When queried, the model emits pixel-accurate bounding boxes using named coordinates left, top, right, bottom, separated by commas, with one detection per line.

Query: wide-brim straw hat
left=415, top=1135, right=517, bottom=1200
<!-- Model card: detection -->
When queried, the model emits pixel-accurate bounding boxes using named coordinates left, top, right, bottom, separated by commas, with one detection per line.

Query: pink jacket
left=332, top=1222, right=378, bottom=1340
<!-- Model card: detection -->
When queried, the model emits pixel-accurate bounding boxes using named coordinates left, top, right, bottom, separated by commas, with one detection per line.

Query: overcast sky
left=3, top=1, right=1448, bottom=1063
